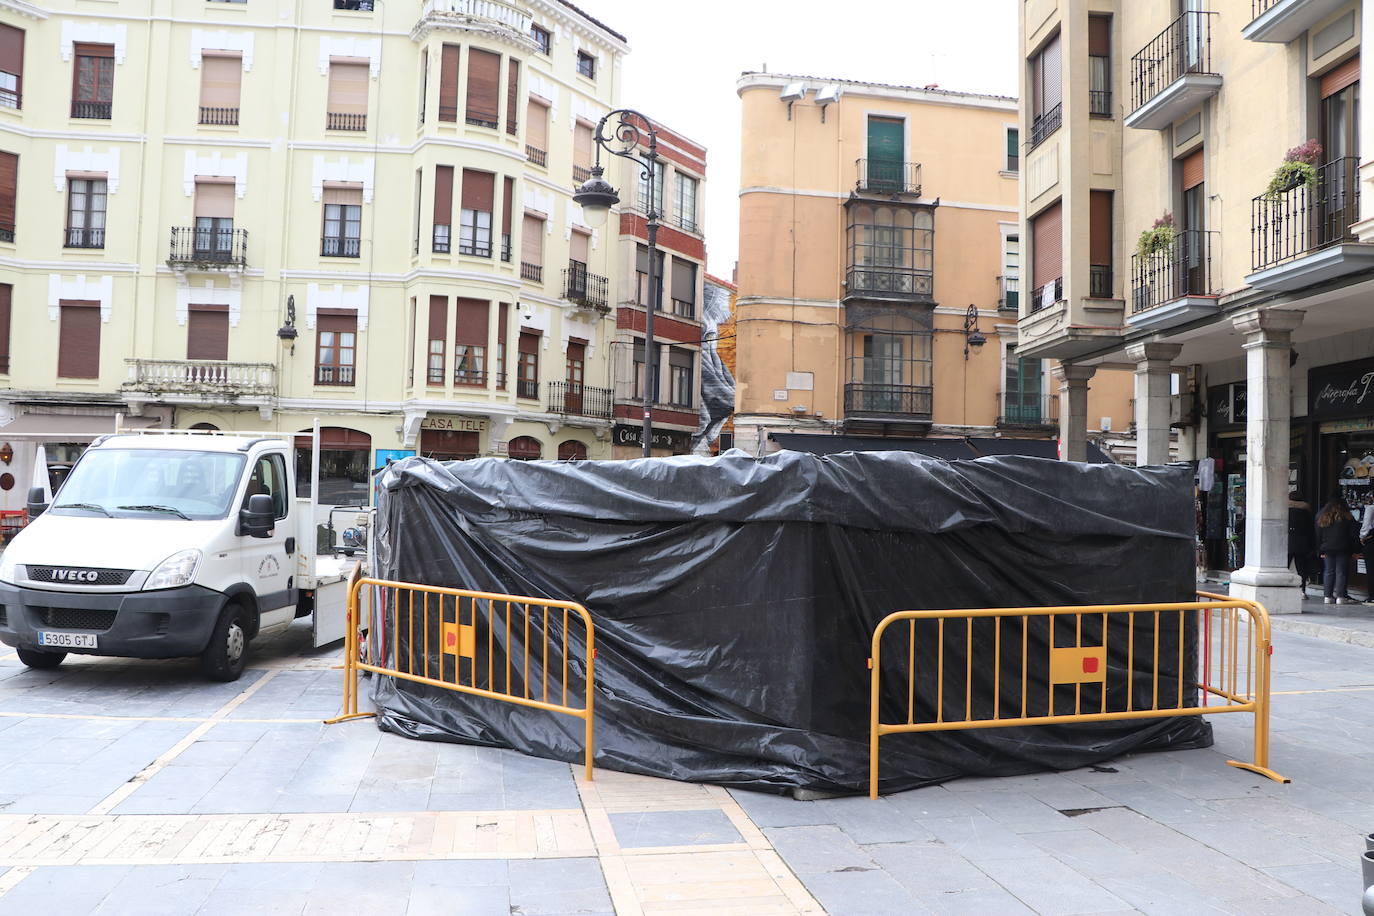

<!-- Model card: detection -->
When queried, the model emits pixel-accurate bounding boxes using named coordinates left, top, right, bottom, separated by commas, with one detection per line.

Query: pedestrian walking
left=1315, top=495, right=1361, bottom=605
left=1287, top=492, right=1316, bottom=596
left=1361, top=504, right=1374, bottom=605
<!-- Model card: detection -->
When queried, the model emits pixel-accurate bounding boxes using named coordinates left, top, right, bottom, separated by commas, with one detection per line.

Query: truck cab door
left=240, top=453, right=294, bottom=615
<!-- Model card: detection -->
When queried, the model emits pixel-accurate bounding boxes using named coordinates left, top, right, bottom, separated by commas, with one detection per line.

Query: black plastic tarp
left=770, top=432, right=1114, bottom=463
left=371, top=451, right=1210, bottom=795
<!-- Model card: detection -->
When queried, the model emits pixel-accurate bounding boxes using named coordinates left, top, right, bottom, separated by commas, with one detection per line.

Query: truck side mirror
left=239, top=493, right=275, bottom=538
left=26, top=486, right=48, bottom=519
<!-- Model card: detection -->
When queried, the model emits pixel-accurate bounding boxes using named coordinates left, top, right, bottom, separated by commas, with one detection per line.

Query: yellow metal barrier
left=868, top=591, right=1287, bottom=798
left=327, top=576, right=597, bottom=781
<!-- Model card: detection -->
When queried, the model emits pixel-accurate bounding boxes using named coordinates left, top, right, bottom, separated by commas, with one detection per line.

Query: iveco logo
left=50, top=569, right=99, bottom=582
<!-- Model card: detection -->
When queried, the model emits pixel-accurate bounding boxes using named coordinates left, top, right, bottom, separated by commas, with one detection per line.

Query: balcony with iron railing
left=1027, top=277, right=1063, bottom=313
left=1030, top=102, right=1062, bottom=149
left=998, top=392, right=1059, bottom=429
left=547, top=381, right=613, bottom=421
left=418, top=0, right=531, bottom=34
left=572, top=164, right=592, bottom=184
left=315, top=365, right=356, bottom=386
left=64, top=227, right=104, bottom=249
left=521, top=261, right=543, bottom=282
left=1248, top=156, right=1374, bottom=290
left=322, top=236, right=361, bottom=258
left=844, top=265, right=934, bottom=302
left=501, top=234, right=512, bottom=263
left=1126, top=11, right=1221, bottom=130
left=71, top=99, right=111, bottom=120
left=843, top=382, right=933, bottom=421
left=0, top=221, right=13, bottom=243
left=562, top=262, right=609, bottom=310
left=855, top=159, right=922, bottom=196
left=515, top=377, right=539, bottom=399
left=1128, top=228, right=1220, bottom=330
left=122, top=359, right=275, bottom=400
left=1244, top=0, right=1351, bottom=43
left=168, top=227, right=248, bottom=268
left=199, top=106, right=239, bottom=126
left=1089, top=264, right=1113, bottom=298
left=526, top=145, right=547, bottom=167
left=326, top=111, right=366, bottom=131
left=334, top=0, right=374, bottom=8
left=999, top=275, right=1019, bottom=311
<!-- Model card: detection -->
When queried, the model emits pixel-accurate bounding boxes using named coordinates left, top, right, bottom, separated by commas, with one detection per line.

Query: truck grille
left=26, top=565, right=133, bottom=586
left=37, top=608, right=117, bottom=631
left=0, top=606, right=7, bottom=627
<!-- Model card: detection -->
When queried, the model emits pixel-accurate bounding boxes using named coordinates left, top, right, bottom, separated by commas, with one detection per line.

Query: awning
left=769, top=433, right=1112, bottom=464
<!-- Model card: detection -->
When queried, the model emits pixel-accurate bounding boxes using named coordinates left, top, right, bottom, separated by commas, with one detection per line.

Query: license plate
left=38, top=631, right=98, bottom=649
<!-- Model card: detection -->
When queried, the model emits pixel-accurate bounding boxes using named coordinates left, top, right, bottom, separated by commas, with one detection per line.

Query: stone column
left=1229, top=308, right=1304, bottom=614
left=1054, top=364, right=1097, bottom=462
left=1126, top=342, right=1183, bottom=466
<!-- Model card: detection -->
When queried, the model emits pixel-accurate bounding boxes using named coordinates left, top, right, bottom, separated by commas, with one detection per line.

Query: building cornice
left=736, top=72, right=1017, bottom=112
left=739, top=186, right=1014, bottom=214
left=0, top=0, right=47, bottom=20
left=0, top=121, right=145, bottom=143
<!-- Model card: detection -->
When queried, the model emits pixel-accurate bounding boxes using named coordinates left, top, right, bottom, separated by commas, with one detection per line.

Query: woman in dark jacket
left=1316, top=496, right=1361, bottom=604
left=1287, top=493, right=1316, bottom=595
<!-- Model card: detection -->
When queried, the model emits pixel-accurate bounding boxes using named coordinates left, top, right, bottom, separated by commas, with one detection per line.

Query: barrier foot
left=323, top=711, right=378, bottom=725
left=1226, top=759, right=1290, bottom=783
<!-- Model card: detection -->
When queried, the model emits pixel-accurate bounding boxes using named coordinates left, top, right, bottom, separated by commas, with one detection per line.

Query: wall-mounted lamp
left=0, top=442, right=11, bottom=465
left=963, top=304, right=987, bottom=359
left=277, top=294, right=299, bottom=351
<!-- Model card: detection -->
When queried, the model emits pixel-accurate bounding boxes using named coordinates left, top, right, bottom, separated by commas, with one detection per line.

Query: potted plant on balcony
left=1135, top=211, right=1176, bottom=259
left=1264, top=139, right=1322, bottom=198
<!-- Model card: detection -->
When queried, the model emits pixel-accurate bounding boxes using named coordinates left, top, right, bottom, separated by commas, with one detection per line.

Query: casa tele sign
left=1309, top=358, right=1374, bottom=421
left=420, top=416, right=488, bottom=432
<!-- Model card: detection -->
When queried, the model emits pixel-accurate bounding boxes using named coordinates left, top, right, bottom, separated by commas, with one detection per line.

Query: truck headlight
left=144, top=549, right=202, bottom=591
left=0, top=553, right=16, bottom=585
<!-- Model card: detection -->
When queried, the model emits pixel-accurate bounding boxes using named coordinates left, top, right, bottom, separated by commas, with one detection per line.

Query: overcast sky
left=582, top=0, right=1020, bottom=278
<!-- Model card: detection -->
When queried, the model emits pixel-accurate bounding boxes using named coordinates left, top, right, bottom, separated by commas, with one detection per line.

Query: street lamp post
left=572, top=109, right=660, bottom=459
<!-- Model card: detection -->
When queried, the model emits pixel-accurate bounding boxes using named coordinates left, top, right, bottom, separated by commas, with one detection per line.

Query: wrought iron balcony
left=199, top=106, right=239, bottom=126
left=321, top=236, right=361, bottom=258
left=1252, top=157, right=1359, bottom=272
left=526, top=145, right=547, bottom=167
left=521, top=261, right=543, bottom=282
left=1131, top=229, right=1217, bottom=314
left=998, top=393, right=1059, bottom=429
left=315, top=365, right=356, bottom=386
left=168, top=226, right=248, bottom=268
left=1089, top=264, right=1113, bottom=298
left=855, top=159, right=922, bottom=196
left=1089, top=89, right=1112, bottom=117
left=1245, top=0, right=1351, bottom=43
left=0, top=221, right=13, bottom=243
left=64, top=227, right=104, bottom=249
left=547, top=381, right=613, bottom=420
left=1028, top=277, right=1063, bottom=313
left=71, top=100, right=111, bottom=120
left=326, top=111, right=366, bottom=131
left=572, top=164, right=592, bottom=184
left=1126, top=11, right=1221, bottom=130
left=123, top=359, right=275, bottom=397
left=1030, top=103, right=1061, bottom=149
left=453, top=368, right=487, bottom=387
left=843, top=382, right=933, bottom=420
left=998, top=275, right=1019, bottom=311
left=562, top=262, right=609, bottom=310
left=844, top=265, right=933, bottom=301
left=515, top=377, right=539, bottom=399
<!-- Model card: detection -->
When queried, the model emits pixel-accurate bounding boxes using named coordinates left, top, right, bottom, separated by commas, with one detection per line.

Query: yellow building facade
left=0, top=0, right=627, bottom=512
left=733, top=72, right=1134, bottom=459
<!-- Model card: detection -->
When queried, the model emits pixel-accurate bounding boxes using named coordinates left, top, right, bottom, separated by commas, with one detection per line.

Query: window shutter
left=73, top=42, right=113, bottom=58
left=327, top=60, right=369, bottom=115
left=1006, top=129, right=1019, bottom=158
left=0, top=151, right=15, bottom=228
left=461, top=169, right=494, bottom=212
left=433, top=165, right=453, bottom=226
left=58, top=301, right=100, bottom=379
left=1181, top=149, right=1205, bottom=190
left=522, top=214, right=542, bottom=264
left=671, top=258, right=696, bottom=302
left=506, top=58, right=519, bottom=134
left=557, top=440, right=587, bottom=460
left=1031, top=201, right=1062, bottom=288
left=518, top=330, right=539, bottom=354
left=502, top=176, right=514, bottom=237
left=498, top=301, right=508, bottom=346
left=455, top=297, right=489, bottom=346
left=438, top=44, right=459, bottom=120
left=0, top=283, right=10, bottom=370
left=0, top=24, right=24, bottom=102
left=1321, top=56, right=1359, bottom=98
left=507, top=436, right=541, bottom=460
left=321, top=184, right=363, bottom=205
left=527, top=98, right=548, bottom=148
left=199, top=53, right=241, bottom=108
left=1037, top=33, right=1062, bottom=114
left=1089, top=190, right=1112, bottom=267
left=574, top=122, right=594, bottom=168
left=465, top=48, right=500, bottom=125
left=186, top=307, right=229, bottom=360
left=569, top=229, right=589, bottom=263
left=194, top=181, right=235, bottom=218
left=1088, top=16, right=1110, bottom=57
left=867, top=116, right=904, bottom=164
left=428, top=294, right=447, bottom=339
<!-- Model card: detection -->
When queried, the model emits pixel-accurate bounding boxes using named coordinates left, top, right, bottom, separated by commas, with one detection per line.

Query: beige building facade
left=734, top=72, right=1134, bottom=459
left=0, top=0, right=628, bottom=514
left=1018, top=0, right=1374, bottom=611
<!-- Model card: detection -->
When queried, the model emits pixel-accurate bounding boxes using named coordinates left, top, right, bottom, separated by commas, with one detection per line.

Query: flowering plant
left=1135, top=211, right=1177, bottom=259
left=1264, top=139, right=1323, bottom=198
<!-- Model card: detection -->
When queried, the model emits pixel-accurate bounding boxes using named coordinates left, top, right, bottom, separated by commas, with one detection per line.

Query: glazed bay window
left=459, top=169, right=494, bottom=257
left=668, top=347, right=693, bottom=407
left=321, top=185, right=362, bottom=257
left=315, top=313, right=356, bottom=386
left=199, top=52, right=241, bottom=125
left=844, top=311, right=933, bottom=418
left=845, top=203, right=934, bottom=300
left=0, top=23, right=23, bottom=109
left=674, top=173, right=698, bottom=232
left=71, top=43, right=113, bottom=119
left=438, top=44, right=459, bottom=122
left=65, top=176, right=106, bottom=249
left=453, top=297, right=488, bottom=386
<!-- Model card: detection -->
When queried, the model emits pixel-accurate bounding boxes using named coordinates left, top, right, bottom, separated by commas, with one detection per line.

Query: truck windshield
left=52, top=449, right=247, bottom=521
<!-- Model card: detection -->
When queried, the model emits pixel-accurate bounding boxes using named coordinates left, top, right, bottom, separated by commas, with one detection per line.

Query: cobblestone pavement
left=0, top=620, right=1370, bottom=915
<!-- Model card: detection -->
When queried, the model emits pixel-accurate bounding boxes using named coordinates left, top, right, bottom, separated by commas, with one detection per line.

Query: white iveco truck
left=0, top=428, right=356, bottom=680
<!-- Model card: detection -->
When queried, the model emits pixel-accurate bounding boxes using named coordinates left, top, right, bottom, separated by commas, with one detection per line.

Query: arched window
left=190, top=422, right=219, bottom=432
left=557, top=440, right=587, bottom=460
left=507, top=436, right=542, bottom=460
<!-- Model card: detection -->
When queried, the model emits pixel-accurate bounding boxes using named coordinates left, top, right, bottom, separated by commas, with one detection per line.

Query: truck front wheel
left=17, top=648, right=66, bottom=670
left=201, top=600, right=250, bottom=682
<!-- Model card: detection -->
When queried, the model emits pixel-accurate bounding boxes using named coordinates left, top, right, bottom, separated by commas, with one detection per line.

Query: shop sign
left=613, top=424, right=689, bottom=451
left=420, top=416, right=488, bottom=432
left=1309, top=357, right=1374, bottom=420
left=1207, top=383, right=1246, bottom=429
left=1319, top=418, right=1374, bottom=434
